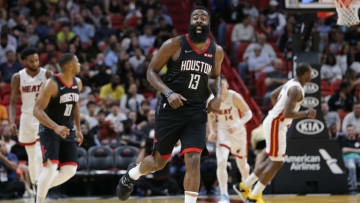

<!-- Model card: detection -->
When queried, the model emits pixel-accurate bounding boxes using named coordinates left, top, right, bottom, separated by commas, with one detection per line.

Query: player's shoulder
left=11, top=72, right=21, bottom=81
left=163, top=36, right=182, bottom=48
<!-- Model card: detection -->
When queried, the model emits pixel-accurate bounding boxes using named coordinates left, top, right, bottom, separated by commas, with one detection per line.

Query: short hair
left=21, top=47, right=38, bottom=60
left=141, top=100, right=150, bottom=106
left=86, top=101, right=97, bottom=107
left=339, top=81, right=351, bottom=91
left=59, top=53, right=75, bottom=68
left=190, top=5, right=210, bottom=16
left=296, top=63, right=311, bottom=77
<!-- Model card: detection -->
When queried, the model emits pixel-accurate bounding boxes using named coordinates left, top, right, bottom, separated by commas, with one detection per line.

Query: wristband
left=165, top=90, right=173, bottom=98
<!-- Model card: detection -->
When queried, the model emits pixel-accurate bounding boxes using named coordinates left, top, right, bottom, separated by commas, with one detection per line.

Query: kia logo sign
left=296, top=119, right=325, bottom=135
left=304, top=82, right=319, bottom=94
left=302, top=97, right=320, bottom=108
left=311, top=68, right=319, bottom=79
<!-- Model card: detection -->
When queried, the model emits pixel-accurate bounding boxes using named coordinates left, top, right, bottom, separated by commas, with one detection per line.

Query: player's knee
left=217, top=160, right=227, bottom=170
left=60, top=165, right=77, bottom=178
left=185, top=152, right=201, bottom=171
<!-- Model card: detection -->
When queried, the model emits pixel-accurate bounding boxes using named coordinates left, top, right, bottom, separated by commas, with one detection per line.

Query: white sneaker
left=218, top=194, right=230, bottom=203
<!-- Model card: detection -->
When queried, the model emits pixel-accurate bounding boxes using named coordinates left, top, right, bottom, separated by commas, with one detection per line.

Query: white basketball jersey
left=19, top=68, right=47, bottom=114
left=214, top=90, right=245, bottom=130
left=268, top=79, right=305, bottom=126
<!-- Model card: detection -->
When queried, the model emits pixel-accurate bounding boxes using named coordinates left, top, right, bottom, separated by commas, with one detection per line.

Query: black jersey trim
left=55, top=74, right=74, bottom=88
left=185, top=34, right=211, bottom=55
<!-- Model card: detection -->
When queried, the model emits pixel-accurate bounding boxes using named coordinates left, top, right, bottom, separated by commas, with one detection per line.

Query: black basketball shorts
left=39, top=126, right=78, bottom=168
left=154, top=102, right=208, bottom=159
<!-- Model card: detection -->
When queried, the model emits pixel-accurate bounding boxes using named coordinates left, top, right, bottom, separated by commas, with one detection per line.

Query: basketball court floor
left=1, top=195, right=360, bottom=203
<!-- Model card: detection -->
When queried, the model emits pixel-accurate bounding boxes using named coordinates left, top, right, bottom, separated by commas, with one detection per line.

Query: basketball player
left=9, top=48, right=52, bottom=192
left=116, top=6, right=223, bottom=203
left=208, top=76, right=252, bottom=203
left=33, top=53, right=83, bottom=203
left=236, top=64, right=316, bottom=203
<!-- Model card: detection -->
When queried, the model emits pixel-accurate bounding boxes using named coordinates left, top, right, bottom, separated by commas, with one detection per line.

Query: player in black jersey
left=33, top=53, right=83, bottom=203
left=117, top=6, right=224, bottom=203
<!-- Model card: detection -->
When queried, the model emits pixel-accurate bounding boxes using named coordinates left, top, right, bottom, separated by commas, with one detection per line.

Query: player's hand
left=75, top=131, right=84, bottom=146
left=307, top=109, right=316, bottom=119
left=207, top=97, right=221, bottom=113
left=54, top=125, right=70, bottom=139
left=10, top=122, right=17, bottom=136
left=167, top=92, right=187, bottom=109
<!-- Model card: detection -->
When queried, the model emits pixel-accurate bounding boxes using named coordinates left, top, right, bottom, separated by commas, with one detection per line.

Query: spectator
left=0, top=32, right=16, bottom=64
left=94, top=17, right=114, bottom=44
left=0, top=103, right=8, bottom=121
left=316, top=18, right=331, bottom=38
left=117, top=119, right=145, bottom=148
left=231, top=15, right=254, bottom=44
left=57, top=22, right=75, bottom=47
left=265, top=0, right=286, bottom=36
left=140, top=109, right=156, bottom=138
left=342, top=103, right=360, bottom=133
left=34, top=15, right=51, bottom=40
left=0, top=50, right=22, bottom=83
left=339, top=124, right=360, bottom=192
left=105, top=103, right=127, bottom=133
left=105, top=42, right=121, bottom=74
left=91, top=5, right=104, bottom=28
left=243, top=33, right=276, bottom=61
left=248, top=44, right=273, bottom=75
left=99, top=75, right=125, bottom=102
left=322, top=102, right=341, bottom=133
left=98, top=120, right=118, bottom=146
left=72, top=14, right=95, bottom=44
left=242, top=0, right=259, bottom=24
left=137, top=100, right=151, bottom=125
left=82, top=101, right=100, bottom=130
left=139, top=25, right=156, bottom=53
left=224, top=0, right=243, bottom=23
left=264, top=58, right=287, bottom=105
left=120, top=83, right=145, bottom=113
left=328, top=82, right=355, bottom=112
left=90, top=64, right=111, bottom=90
left=0, top=140, right=25, bottom=199
left=25, top=24, right=39, bottom=47
left=80, top=120, right=99, bottom=150
left=321, top=53, right=342, bottom=83
left=129, top=48, right=145, bottom=72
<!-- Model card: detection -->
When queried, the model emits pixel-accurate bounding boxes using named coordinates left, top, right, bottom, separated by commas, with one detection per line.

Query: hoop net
left=335, top=0, right=360, bottom=26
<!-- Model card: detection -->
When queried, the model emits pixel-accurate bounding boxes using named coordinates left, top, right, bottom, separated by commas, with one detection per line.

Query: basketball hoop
left=335, top=0, right=360, bottom=26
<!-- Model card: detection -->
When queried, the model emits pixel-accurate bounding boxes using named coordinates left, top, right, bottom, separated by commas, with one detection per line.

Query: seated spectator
left=137, top=100, right=151, bottom=125
left=321, top=53, right=342, bottom=83
left=265, top=0, right=286, bottom=36
left=328, top=82, right=355, bottom=112
left=339, top=124, right=360, bottom=192
left=248, top=44, right=273, bottom=75
left=105, top=42, right=121, bottom=74
left=322, top=102, right=341, bottom=133
left=57, top=22, right=75, bottom=46
left=120, top=83, right=145, bottom=113
left=80, top=119, right=99, bottom=150
left=105, top=102, right=127, bottom=133
left=242, top=0, right=259, bottom=24
left=117, top=119, right=145, bottom=148
left=98, top=120, right=118, bottom=146
left=129, top=48, right=145, bottom=71
left=34, top=15, right=51, bottom=40
left=140, top=109, right=156, bottom=138
left=82, top=101, right=100, bottom=130
left=264, top=58, right=287, bottom=105
left=0, top=49, right=22, bottom=83
left=99, top=75, right=125, bottom=102
left=90, top=64, right=111, bottom=90
left=231, top=15, right=254, bottom=45
left=0, top=140, right=25, bottom=199
left=139, top=25, right=156, bottom=54
left=342, top=102, right=360, bottom=133
left=0, top=32, right=17, bottom=64
left=243, top=33, right=276, bottom=61
left=72, top=14, right=95, bottom=44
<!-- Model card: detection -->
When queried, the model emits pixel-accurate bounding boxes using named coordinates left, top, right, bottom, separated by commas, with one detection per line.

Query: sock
left=244, top=173, right=258, bottom=188
left=50, top=165, right=77, bottom=188
left=36, top=163, right=57, bottom=203
left=128, top=164, right=142, bottom=180
left=25, top=143, right=43, bottom=184
left=184, top=191, right=198, bottom=203
left=216, top=160, right=228, bottom=196
left=251, top=181, right=266, bottom=196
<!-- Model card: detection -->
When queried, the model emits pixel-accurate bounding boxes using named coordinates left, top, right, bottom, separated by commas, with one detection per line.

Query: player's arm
left=146, top=37, right=187, bottom=109
left=45, top=70, right=53, bottom=79
left=33, top=79, right=69, bottom=138
left=74, top=77, right=83, bottom=146
left=208, top=45, right=224, bottom=112
left=269, top=84, right=283, bottom=105
left=283, top=86, right=316, bottom=119
left=233, top=92, right=253, bottom=126
left=9, top=73, right=20, bottom=135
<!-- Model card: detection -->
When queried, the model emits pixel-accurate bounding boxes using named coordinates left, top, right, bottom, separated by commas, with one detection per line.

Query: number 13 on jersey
left=188, top=73, right=200, bottom=90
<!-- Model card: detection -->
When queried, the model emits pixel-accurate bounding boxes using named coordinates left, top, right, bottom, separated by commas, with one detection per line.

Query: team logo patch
left=72, top=85, right=78, bottom=89
left=204, top=53, right=213, bottom=58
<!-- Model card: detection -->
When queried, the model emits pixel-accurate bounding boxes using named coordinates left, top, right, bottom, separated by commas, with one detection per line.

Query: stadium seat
left=237, top=42, right=250, bottom=62
left=332, top=80, right=343, bottom=92
left=88, top=146, right=114, bottom=170
left=110, top=14, right=124, bottom=30
left=225, top=24, right=235, bottom=51
left=77, top=147, right=88, bottom=171
left=114, top=146, right=139, bottom=170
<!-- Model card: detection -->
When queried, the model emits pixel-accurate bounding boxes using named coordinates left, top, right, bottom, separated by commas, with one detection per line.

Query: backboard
left=283, top=0, right=337, bottom=12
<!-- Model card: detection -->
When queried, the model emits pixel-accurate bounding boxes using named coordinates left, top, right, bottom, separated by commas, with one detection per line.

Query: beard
left=188, top=24, right=209, bottom=43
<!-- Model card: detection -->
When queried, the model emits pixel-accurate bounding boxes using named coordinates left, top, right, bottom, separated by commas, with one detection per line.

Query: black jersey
left=162, top=34, right=216, bottom=104
left=44, top=75, right=79, bottom=129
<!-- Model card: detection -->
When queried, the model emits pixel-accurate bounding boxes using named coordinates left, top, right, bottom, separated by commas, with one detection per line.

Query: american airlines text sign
left=304, top=82, right=319, bottom=94
left=301, top=96, right=319, bottom=108
left=296, top=119, right=325, bottom=135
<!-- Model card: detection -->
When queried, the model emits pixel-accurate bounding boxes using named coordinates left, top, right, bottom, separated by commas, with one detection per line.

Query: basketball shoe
left=233, top=182, right=250, bottom=201
left=116, top=163, right=137, bottom=200
left=246, top=193, right=265, bottom=203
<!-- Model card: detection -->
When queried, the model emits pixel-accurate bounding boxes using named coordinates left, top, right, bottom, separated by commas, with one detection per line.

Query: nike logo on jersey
left=185, top=50, right=193, bottom=54
left=60, top=86, right=66, bottom=90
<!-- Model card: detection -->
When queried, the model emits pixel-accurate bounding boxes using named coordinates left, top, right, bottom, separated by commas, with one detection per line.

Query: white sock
left=244, top=173, right=258, bottom=188
left=50, top=165, right=77, bottom=188
left=251, top=181, right=266, bottom=196
left=128, top=164, right=143, bottom=180
left=184, top=191, right=198, bottom=203
left=36, top=163, right=57, bottom=202
left=25, top=143, right=43, bottom=184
